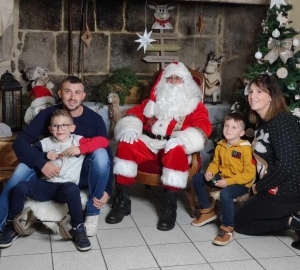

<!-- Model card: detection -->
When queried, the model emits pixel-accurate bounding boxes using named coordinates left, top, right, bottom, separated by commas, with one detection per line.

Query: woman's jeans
left=192, top=172, right=248, bottom=227
left=0, top=148, right=110, bottom=231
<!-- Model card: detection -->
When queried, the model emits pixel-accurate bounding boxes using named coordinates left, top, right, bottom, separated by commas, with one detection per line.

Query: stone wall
left=3, top=0, right=268, bottom=103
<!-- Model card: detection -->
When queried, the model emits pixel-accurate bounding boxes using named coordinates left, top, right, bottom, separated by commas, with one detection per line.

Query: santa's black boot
left=105, top=183, right=131, bottom=224
left=290, top=213, right=300, bottom=250
left=157, top=188, right=178, bottom=231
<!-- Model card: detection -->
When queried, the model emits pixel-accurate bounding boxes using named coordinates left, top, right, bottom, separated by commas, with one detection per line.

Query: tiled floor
left=1, top=183, right=300, bottom=270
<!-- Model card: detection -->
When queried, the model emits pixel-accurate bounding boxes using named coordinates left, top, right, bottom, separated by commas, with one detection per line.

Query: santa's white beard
left=154, top=83, right=191, bottom=120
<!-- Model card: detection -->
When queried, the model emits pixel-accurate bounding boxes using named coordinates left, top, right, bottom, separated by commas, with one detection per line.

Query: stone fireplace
left=0, top=0, right=273, bottom=104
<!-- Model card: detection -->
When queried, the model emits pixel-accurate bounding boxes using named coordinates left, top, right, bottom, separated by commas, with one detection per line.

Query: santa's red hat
left=29, top=85, right=53, bottom=99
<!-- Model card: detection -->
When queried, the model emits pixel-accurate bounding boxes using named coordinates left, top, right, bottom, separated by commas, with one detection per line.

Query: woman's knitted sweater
left=254, top=112, right=300, bottom=203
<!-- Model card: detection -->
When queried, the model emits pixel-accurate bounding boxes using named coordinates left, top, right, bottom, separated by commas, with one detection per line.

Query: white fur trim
left=151, top=119, right=171, bottom=135
left=113, top=157, right=138, bottom=178
left=161, top=167, right=189, bottom=188
left=139, top=134, right=167, bottom=154
left=172, top=127, right=206, bottom=154
left=143, top=100, right=155, bottom=118
left=23, top=190, right=88, bottom=235
left=114, top=115, right=143, bottom=141
left=163, top=62, right=191, bottom=78
left=30, top=96, right=55, bottom=107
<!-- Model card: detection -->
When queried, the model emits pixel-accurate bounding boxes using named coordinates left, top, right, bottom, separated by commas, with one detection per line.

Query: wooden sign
left=151, top=33, right=178, bottom=39
left=146, top=44, right=181, bottom=52
left=143, top=56, right=179, bottom=63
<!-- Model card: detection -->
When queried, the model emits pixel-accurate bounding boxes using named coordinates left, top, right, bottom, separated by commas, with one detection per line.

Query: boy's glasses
left=51, top=124, right=72, bottom=131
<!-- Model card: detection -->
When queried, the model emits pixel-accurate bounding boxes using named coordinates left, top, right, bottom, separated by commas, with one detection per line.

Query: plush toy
left=25, top=66, right=54, bottom=93
left=24, top=86, right=55, bottom=124
left=204, top=53, right=223, bottom=105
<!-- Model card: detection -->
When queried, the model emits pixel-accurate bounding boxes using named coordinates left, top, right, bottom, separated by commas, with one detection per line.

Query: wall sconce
left=0, top=71, right=23, bottom=131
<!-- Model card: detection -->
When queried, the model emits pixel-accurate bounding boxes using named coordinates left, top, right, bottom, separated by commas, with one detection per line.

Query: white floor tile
left=180, top=222, right=219, bottom=242
left=149, top=242, right=206, bottom=267
left=0, top=253, right=53, bottom=270
left=97, top=212, right=136, bottom=229
left=161, top=265, right=213, bottom=270
left=97, top=227, right=146, bottom=248
left=194, top=240, right=252, bottom=263
left=210, top=259, right=264, bottom=270
left=131, top=210, right=160, bottom=227
left=52, top=249, right=106, bottom=270
left=258, top=256, right=300, bottom=270
left=1, top=231, right=51, bottom=257
left=102, top=246, right=158, bottom=270
left=237, top=236, right=297, bottom=259
left=131, top=196, right=162, bottom=212
left=139, top=225, right=190, bottom=245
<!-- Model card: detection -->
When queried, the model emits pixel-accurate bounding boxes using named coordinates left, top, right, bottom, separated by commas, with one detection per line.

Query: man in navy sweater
left=0, top=76, right=113, bottom=237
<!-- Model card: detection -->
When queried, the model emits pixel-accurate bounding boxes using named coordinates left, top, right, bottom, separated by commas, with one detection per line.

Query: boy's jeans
left=0, top=148, right=111, bottom=231
left=192, top=172, right=248, bottom=227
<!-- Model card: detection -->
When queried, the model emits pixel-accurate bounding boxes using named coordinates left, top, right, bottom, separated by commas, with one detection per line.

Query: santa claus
left=106, top=62, right=212, bottom=231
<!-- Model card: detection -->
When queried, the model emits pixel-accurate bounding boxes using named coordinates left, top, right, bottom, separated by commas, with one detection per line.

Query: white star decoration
left=134, top=29, right=156, bottom=54
left=270, top=0, right=287, bottom=9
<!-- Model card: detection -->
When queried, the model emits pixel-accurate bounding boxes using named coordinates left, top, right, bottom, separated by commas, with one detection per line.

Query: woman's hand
left=47, top=151, right=58, bottom=160
left=252, top=183, right=258, bottom=195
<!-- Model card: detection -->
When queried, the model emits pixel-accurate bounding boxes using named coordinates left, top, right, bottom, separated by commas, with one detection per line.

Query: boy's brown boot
left=212, top=225, right=234, bottom=246
left=191, top=206, right=217, bottom=227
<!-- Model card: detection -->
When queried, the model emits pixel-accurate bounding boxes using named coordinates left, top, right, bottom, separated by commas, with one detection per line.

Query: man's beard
left=154, top=83, right=190, bottom=120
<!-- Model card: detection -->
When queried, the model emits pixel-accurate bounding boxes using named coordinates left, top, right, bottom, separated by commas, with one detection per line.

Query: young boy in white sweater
left=0, top=109, right=108, bottom=251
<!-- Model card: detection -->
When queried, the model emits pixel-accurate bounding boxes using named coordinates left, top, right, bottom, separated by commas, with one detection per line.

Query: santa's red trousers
left=115, top=140, right=189, bottom=191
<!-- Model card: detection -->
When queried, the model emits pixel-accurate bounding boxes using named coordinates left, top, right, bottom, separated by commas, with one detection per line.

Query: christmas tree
left=234, top=1, right=300, bottom=118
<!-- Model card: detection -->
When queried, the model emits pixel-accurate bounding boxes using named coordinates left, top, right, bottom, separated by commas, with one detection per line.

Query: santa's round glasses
left=51, top=124, right=72, bottom=130
left=166, top=76, right=183, bottom=83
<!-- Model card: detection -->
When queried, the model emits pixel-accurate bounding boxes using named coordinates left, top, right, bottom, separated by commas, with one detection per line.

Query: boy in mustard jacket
left=191, top=112, right=256, bottom=246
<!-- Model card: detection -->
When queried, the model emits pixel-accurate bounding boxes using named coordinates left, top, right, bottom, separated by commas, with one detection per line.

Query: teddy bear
left=24, top=85, right=55, bottom=124
left=25, top=66, right=54, bottom=94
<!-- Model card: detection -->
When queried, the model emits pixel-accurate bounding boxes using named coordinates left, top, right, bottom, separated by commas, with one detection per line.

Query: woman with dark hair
left=234, top=74, right=300, bottom=249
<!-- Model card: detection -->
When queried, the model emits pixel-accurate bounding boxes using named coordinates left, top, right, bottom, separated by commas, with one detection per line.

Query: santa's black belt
left=143, top=131, right=170, bottom=140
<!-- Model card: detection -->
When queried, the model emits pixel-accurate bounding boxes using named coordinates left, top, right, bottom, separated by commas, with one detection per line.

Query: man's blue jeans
left=192, top=172, right=248, bottom=227
left=0, top=148, right=110, bottom=231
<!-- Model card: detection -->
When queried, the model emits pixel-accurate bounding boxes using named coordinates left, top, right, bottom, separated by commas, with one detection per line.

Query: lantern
left=0, top=70, right=23, bottom=131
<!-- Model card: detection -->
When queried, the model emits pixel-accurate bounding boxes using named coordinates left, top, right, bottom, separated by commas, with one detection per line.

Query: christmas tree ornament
left=258, top=59, right=265, bottom=65
left=264, top=37, right=293, bottom=64
left=287, top=82, right=296, bottom=90
left=276, top=12, right=289, bottom=28
left=296, top=63, right=300, bottom=68
left=255, top=51, right=263, bottom=59
left=291, top=108, right=300, bottom=117
left=272, top=29, right=280, bottom=38
left=261, top=20, right=269, bottom=33
left=81, top=23, right=92, bottom=47
left=293, top=38, right=299, bottom=47
left=270, top=0, right=286, bottom=9
left=135, top=29, right=156, bottom=54
left=276, top=67, right=288, bottom=78
left=196, top=16, right=206, bottom=35
left=295, top=94, right=300, bottom=100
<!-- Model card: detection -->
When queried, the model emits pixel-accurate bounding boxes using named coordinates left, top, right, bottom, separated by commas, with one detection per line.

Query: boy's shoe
left=0, top=221, right=19, bottom=248
left=212, top=225, right=234, bottom=246
left=70, top=224, right=91, bottom=252
left=191, top=206, right=217, bottom=227
left=84, top=215, right=99, bottom=236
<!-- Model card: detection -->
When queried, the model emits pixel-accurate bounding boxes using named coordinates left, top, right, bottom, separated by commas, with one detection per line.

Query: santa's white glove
left=165, top=138, right=183, bottom=153
left=120, top=131, right=138, bottom=144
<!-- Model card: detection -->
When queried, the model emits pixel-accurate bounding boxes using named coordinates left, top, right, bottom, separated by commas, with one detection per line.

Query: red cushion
left=138, top=160, right=162, bottom=174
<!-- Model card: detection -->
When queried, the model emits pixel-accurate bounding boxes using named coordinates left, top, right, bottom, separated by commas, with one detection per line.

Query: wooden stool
left=0, top=133, right=19, bottom=192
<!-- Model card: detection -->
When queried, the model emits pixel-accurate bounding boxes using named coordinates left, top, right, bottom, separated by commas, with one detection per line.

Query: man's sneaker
left=84, top=215, right=99, bottom=236
left=0, top=221, right=19, bottom=248
left=191, top=206, right=217, bottom=227
left=70, top=224, right=91, bottom=252
left=212, top=225, right=234, bottom=246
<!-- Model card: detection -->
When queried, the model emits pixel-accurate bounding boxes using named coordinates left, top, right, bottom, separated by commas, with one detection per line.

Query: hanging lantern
left=0, top=71, right=23, bottom=131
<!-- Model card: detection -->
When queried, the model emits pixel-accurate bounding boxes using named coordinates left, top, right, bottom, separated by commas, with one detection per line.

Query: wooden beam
left=171, top=0, right=269, bottom=5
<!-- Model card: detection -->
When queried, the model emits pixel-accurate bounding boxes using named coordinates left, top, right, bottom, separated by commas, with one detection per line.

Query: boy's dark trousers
left=192, top=172, right=248, bottom=227
left=8, top=180, right=84, bottom=227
